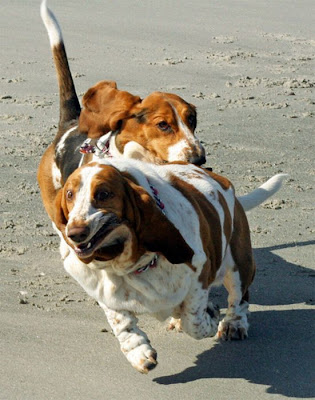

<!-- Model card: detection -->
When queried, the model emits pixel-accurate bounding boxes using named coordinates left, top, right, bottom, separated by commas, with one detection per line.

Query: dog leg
left=180, top=282, right=220, bottom=339
left=100, top=304, right=158, bottom=374
left=64, top=255, right=157, bottom=373
left=216, top=268, right=249, bottom=340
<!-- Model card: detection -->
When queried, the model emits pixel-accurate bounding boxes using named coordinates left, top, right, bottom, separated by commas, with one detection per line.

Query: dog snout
left=189, top=154, right=206, bottom=166
left=67, top=225, right=90, bottom=243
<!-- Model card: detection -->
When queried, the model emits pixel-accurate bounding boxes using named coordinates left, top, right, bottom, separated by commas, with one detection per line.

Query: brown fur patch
left=203, top=168, right=232, bottom=191
left=230, top=199, right=256, bottom=299
left=218, top=192, right=232, bottom=249
left=37, top=144, right=59, bottom=221
left=79, top=80, right=141, bottom=138
left=169, top=174, right=228, bottom=289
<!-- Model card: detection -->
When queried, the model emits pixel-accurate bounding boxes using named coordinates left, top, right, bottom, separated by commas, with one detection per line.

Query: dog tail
left=237, top=174, right=288, bottom=212
left=40, top=0, right=81, bottom=130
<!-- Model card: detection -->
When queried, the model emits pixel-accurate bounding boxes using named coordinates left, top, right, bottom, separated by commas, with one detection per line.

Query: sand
left=0, top=0, right=314, bottom=399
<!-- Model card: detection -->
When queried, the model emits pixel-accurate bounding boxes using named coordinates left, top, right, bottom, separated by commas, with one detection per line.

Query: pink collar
left=134, top=255, right=158, bottom=274
left=79, top=132, right=114, bottom=160
left=148, top=181, right=165, bottom=215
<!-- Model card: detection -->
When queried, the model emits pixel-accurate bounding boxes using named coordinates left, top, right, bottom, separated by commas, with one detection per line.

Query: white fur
left=167, top=106, right=204, bottom=162
left=238, top=173, right=288, bottom=211
left=55, top=126, right=78, bottom=156
left=167, top=139, right=190, bottom=162
left=216, top=246, right=249, bottom=340
left=67, top=165, right=101, bottom=228
left=51, top=161, right=62, bottom=190
left=40, top=0, right=63, bottom=48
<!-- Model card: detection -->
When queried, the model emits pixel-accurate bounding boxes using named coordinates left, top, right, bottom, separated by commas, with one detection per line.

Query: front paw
left=125, top=344, right=158, bottom=374
left=167, top=317, right=183, bottom=332
left=216, top=302, right=249, bottom=341
left=216, top=318, right=248, bottom=340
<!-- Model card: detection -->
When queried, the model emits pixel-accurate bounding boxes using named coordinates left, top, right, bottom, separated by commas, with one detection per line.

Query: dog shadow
left=154, top=240, right=315, bottom=397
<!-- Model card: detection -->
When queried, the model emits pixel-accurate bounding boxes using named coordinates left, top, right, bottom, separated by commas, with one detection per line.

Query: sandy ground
left=0, top=1, right=314, bottom=399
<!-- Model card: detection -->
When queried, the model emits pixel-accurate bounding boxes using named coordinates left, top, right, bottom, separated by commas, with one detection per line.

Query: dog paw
left=216, top=318, right=249, bottom=341
left=167, top=317, right=183, bottom=332
left=125, top=344, right=158, bottom=374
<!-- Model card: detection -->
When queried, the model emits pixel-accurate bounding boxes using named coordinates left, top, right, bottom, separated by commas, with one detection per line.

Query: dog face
left=79, top=81, right=206, bottom=165
left=55, top=162, right=193, bottom=266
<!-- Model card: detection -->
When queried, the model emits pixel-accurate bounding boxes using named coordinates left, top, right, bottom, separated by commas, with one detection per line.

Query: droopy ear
left=54, top=188, right=68, bottom=234
left=125, top=179, right=194, bottom=265
left=144, top=210, right=194, bottom=264
left=79, top=80, right=141, bottom=138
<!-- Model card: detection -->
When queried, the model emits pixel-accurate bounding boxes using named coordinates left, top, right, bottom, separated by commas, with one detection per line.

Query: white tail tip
left=238, top=173, right=289, bottom=212
left=41, top=0, right=63, bottom=47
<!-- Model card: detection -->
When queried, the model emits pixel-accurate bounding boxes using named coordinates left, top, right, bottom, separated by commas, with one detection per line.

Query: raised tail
left=238, top=174, right=288, bottom=212
left=41, top=0, right=81, bottom=130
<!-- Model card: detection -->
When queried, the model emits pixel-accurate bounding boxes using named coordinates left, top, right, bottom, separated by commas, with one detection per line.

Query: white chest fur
left=63, top=250, right=193, bottom=316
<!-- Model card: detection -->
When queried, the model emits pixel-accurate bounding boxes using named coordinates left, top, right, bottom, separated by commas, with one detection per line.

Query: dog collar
left=79, top=132, right=115, bottom=166
left=147, top=180, right=165, bottom=215
left=134, top=255, right=158, bottom=274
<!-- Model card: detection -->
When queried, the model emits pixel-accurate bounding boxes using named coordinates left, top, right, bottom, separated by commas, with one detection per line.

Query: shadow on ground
left=154, top=241, right=315, bottom=397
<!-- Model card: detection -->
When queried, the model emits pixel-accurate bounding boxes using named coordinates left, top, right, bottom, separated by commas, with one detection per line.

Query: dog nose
left=189, top=154, right=206, bottom=166
left=67, top=225, right=90, bottom=243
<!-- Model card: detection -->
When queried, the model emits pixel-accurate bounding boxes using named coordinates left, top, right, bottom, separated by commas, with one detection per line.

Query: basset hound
left=54, top=158, right=286, bottom=373
left=38, top=0, right=205, bottom=223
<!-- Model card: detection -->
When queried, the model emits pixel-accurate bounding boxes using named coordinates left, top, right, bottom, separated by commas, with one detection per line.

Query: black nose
left=189, top=154, right=206, bottom=166
left=67, top=225, right=90, bottom=243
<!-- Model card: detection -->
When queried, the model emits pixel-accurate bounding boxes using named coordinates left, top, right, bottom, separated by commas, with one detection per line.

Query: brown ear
left=79, top=80, right=141, bottom=138
left=143, top=212, right=194, bottom=265
left=125, top=178, right=194, bottom=265
left=54, top=188, right=68, bottom=234
left=81, top=80, right=117, bottom=112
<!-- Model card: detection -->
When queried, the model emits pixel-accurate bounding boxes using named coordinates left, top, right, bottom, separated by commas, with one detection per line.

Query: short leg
left=216, top=268, right=249, bottom=340
left=168, top=300, right=219, bottom=334
left=180, top=282, right=220, bottom=339
left=100, top=304, right=158, bottom=374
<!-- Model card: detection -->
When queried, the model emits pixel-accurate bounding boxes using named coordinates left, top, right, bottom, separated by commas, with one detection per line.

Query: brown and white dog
left=38, top=0, right=205, bottom=222
left=54, top=158, right=286, bottom=373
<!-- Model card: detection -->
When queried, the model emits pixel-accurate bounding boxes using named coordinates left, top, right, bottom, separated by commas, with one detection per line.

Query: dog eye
left=95, top=191, right=111, bottom=202
left=187, top=114, right=196, bottom=130
left=157, top=121, right=172, bottom=133
left=66, top=190, right=73, bottom=200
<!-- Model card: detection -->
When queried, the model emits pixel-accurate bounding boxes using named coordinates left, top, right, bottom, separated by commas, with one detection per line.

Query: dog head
left=55, top=162, right=193, bottom=268
left=79, top=81, right=206, bottom=165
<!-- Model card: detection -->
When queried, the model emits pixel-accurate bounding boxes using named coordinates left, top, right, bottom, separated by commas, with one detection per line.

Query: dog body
left=55, top=159, right=256, bottom=373
left=38, top=1, right=205, bottom=222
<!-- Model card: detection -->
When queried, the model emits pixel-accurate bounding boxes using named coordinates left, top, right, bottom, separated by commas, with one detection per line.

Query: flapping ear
left=54, top=188, right=68, bottom=234
left=124, top=178, right=194, bottom=265
left=143, top=211, right=194, bottom=265
left=79, top=80, right=141, bottom=138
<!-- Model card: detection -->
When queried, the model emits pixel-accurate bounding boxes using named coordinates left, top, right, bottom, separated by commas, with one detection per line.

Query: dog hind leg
left=216, top=266, right=250, bottom=340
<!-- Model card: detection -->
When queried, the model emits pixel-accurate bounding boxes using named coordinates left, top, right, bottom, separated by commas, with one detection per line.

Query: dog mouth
left=73, top=216, right=121, bottom=259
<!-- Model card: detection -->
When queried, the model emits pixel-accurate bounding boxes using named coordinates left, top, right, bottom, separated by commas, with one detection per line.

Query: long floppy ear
left=54, top=188, right=68, bottom=234
left=144, top=214, right=194, bottom=264
left=79, top=80, right=141, bottom=138
left=125, top=178, right=194, bottom=265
